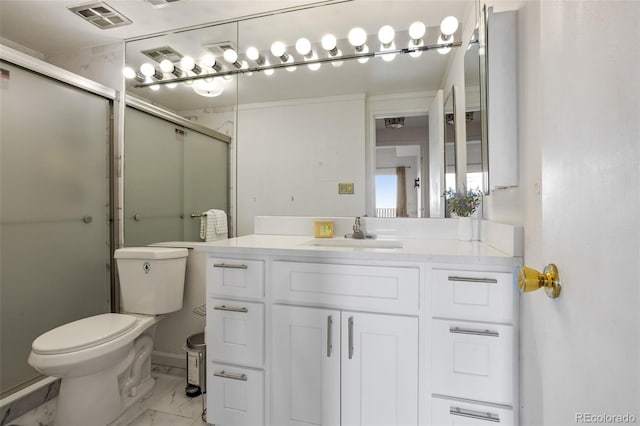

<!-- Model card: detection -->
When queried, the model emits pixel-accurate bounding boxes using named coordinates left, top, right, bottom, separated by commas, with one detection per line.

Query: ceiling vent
left=141, top=46, right=183, bottom=63
left=68, top=2, right=132, bottom=30
left=203, top=41, right=238, bottom=56
left=146, top=0, right=186, bottom=8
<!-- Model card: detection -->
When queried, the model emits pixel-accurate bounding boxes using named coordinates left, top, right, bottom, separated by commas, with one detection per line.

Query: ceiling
left=0, top=0, right=473, bottom=112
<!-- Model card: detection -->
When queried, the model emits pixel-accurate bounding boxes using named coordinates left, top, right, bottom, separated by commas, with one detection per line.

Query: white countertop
left=195, top=234, right=522, bottom=266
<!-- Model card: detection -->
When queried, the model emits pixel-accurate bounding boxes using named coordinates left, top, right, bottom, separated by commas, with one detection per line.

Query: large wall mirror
left=123, top=1, right=477, bottom=235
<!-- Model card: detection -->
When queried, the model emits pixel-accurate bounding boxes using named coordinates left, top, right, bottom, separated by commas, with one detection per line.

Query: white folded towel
left=199, top=209, right=228, bottom=241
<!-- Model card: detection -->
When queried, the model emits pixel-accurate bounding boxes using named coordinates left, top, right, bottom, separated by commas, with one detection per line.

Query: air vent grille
left=141, top=46, right=183, bottom=63
left=68, top=2, right=132, bottom=30
left=203, top=41, right=238, bottom=56
left=146, top=0, right=186, bottom=8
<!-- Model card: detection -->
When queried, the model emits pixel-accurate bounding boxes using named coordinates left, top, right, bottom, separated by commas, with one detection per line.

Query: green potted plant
left=444, top=187, right=482, bottom=240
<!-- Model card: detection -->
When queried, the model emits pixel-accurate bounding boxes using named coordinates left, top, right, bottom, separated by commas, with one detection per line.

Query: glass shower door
left=0, top=62, right=111, bottom=396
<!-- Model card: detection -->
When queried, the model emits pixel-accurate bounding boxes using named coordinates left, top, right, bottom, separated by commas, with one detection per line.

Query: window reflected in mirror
left=375, top=115, right=427, bottom=218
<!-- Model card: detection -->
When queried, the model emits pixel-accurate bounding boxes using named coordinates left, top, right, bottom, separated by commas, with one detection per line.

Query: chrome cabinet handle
left=214, top=370, right=247, bottom=381
left=213, top=263, right=248, bottom=269
left=449, top=326, right=499, bottom=337
left=448, top=276, right=498, bottom=284
left=214, top=305, right=248, bottom=313
left=327, top=315, right=333, bottom=358
left=450, top=406, right=500, bottom=423
left=348, top=316, right=354, bottom=360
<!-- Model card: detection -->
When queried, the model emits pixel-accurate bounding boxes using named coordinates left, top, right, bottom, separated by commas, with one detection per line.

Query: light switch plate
left=338, top=183, right=354, bottom=194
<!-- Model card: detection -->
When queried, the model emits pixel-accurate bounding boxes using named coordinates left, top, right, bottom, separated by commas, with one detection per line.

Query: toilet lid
left=32, top=313, right=138, bottom=355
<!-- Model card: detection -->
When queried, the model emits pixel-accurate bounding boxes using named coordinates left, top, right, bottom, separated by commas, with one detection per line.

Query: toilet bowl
left=27, top=247, right=188, bottom=426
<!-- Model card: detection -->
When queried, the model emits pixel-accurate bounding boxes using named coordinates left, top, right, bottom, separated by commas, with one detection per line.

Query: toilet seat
left=32, top=313, right=138, bottom=355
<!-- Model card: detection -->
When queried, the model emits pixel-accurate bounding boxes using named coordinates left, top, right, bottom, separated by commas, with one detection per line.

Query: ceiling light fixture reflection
left=223, top=49, right=242, bottom=69
left=440, top=16, right=459, bottom=39
left=408, top=21, right=426, bottom=57
left=437, top=34, right=454, bottom=54
left=140, top=62, right=163, bottom=80
left=201, top=54, right=222, bottom=72
left=180, top=56, right=201, bottom=75
left=377, top=25, right=395, bottom=48
left=193, top=78, right=224, bottom=97
left=123, top=66, right=145, bottom=82
left=246, top=46, right=266, bottom=65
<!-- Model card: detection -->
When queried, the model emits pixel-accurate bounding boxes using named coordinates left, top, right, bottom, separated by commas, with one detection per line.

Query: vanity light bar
left=133, top=40, right=461, bottom=88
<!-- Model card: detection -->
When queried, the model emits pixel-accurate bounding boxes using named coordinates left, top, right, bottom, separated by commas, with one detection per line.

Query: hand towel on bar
left=199, top=210, right=228, bottom=241
left=210, top=209, right=228, bottom=235
left=199, top=212, right=214, bottom=241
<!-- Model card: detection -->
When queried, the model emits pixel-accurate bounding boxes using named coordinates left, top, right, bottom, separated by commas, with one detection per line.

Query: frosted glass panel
left=124, top=107, right=228, bottom=245
left=183, top=129, right=229, bottom=241
left=124, top=108, right=183, bottom=245
left=0, top=62, right=111, bottom=396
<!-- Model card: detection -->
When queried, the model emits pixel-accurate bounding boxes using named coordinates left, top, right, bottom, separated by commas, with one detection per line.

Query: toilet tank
left=114, top=247, right=188, bottom=315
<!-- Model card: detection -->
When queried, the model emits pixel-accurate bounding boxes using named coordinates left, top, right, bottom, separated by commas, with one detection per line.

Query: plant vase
left=457, top=216, right=473, bottom=241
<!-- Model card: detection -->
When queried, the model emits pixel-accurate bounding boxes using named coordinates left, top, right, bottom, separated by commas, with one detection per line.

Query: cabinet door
left=341, top=312, right=419, bottom=426
left=272, top=305, right=341, bottom=426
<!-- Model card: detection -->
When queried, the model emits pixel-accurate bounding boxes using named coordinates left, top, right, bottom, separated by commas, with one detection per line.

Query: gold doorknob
left=518, top=264, right=561, bottom=298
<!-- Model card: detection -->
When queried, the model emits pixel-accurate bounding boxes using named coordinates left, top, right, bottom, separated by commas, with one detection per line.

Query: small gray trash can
left=185, top=332, right=206, bottom=397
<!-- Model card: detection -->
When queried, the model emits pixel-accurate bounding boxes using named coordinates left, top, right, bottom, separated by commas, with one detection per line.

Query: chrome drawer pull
left=448, top=276, right=498, bottom=284
left=327, top=315, right=333, bottom=358
left=450, top=406, right=500, bottom=423
left=213, top=263, right=248, bottom=269
left=214, top=370, right=247, bottom=381
left=348, top=316, right=354, bottom=360
left=449, top=327, right=499, bottom=337
left=214, top=305, right=248, bottom=313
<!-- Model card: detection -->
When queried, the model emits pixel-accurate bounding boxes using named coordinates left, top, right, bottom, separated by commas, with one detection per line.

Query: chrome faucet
left=352, top=216, right=365, bottom=239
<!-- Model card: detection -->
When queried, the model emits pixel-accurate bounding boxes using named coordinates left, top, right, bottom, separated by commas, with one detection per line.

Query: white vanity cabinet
left=272, top=305, right=419, bottom=426
left=201, top=234, right=520, bottom=426
left=271, top=260, right=420, bottom=426
left=206, top=257, right=266, bottom=426
left=429, top=267, right=518, bottom=425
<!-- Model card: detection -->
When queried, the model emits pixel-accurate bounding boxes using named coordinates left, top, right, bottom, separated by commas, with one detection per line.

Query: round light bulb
left=140, top=63, right=156, bottom=77
left=246, top=46, right=260, bottom=61
left=270, top=41, right=287, bottom=58
left=285, top=56, right=297, bottom=72
left=437, top=34, right=454, bottom=54
left=223, top=49, right=238, bottom=64
left=321, top=34, right=337, bottom=51
left=348, top=27, right=367, bottom=48
left=440, top=16, right=459, bottom=36
left=357, top=45, right=370, bottom=63
left=295, top=38, right=312, bottom=56
left=180, top=56, right=195, bottom=71
left=409, top=21, right=426, bottom=40
left=201, top=54, right=216, bottom=68
left=122, top=66, right=136, bottom=79
left=159, top=59, right=174, bottom=73
left=377, top=25, right=395, bottom=45
left=409, top=39, right=424, bottom=58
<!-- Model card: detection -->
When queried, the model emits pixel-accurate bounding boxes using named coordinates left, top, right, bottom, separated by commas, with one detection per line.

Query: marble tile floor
left=7, top=372, right=208, bottom=426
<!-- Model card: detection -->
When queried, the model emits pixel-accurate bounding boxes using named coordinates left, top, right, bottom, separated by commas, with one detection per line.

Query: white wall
left=236, top=95, right=366, bottom=235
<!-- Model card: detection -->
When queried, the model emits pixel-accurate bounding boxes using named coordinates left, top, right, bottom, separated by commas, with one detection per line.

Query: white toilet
left=28, top=247, right=188, bottom=426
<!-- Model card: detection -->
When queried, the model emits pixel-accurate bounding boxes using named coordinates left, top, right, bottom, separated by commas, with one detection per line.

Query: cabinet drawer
left=207, top=363, right=264, bottom=426
left=432, top=268, right=514, bottom=323
left=431, top=396, right=514, bottom=425
left=431, top=319, right=514, bottom=406
left=272, top=261, right=419, bottom=314
left=207, top=298, right=264, bottom=367
left=207, top=257, right=264, bottom=299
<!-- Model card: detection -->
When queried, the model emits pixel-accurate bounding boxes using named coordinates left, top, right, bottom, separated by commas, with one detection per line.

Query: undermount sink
left=305, top=238, right=403, bottom=249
